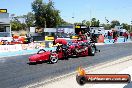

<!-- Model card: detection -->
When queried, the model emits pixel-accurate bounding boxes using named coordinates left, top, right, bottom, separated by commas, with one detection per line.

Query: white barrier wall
left=44, top=28, right=56, bottom=32
left=64, top=28, right=75, bottom=33
left=30, top=27, right=75, bottom=33
left=0, top=45, right=22, bottom=52
left=0, top=37, right=13, bottom=42
left=57, top=38, right=71, bottom=40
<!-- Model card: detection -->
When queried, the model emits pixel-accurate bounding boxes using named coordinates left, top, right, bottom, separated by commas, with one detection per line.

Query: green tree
left=122, top=23, right=128, bottom=30
left=21, top=23, right=27, bottom=30
left=11, top=16, right=28, bottom=31
left=82, top=20, right=91, bottom=27
left=11, top=18, right=22, bottom=31
left=24, top=12, right=35, bottom=27
left=46, top=1, right=62, bottom=27
left=111, top=20, right=120, bottom=28
left=32, top=0, right=45, bottom=27
left=74, top=22, right=82, bottom=25
left=96, top=20, right=100, bottom=27
left=60, top=19, right=72, bottom=25
left=101, top=24, right=111, bottom=30
left=82, top=20, right=86, bottom=25
left=32, top=0, right=62, bottom=28
left=91, top=18, right=100, bottom=27
left=74, top=18, right=100, bottom=27
left=121, top=23, right=132, bottom=32
left=86, top=21, right=90, bottom=27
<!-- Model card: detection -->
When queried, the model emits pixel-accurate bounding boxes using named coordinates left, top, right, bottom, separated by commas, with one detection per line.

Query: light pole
left=72, top=11, right=75, bottom=30
left=10, top=14, right=15, bottom=37
left=90, top=9, right=92, bottom=27
left=72, top=16, right=74, bottom=28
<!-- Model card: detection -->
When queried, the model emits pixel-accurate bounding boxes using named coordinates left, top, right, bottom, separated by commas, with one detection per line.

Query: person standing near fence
left=108, top=31, right=110, bottom=42
left=123, top=32, right=128, bottom=42
left=130, top=32, right=132, bottom=40
left=108, top=31, right=112, bottom=42
left=113, top=34, right=118, bottom=43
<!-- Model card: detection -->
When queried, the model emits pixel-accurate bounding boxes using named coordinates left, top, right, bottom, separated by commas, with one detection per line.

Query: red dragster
left=69, top=34, right=96, bottom=57
left=29, top=39, right=70, bottom=64
left=29, top=48, right=68, bottom=64
left=29, top=49, right=58, bottom=64
left=68, top=41, right=96, bottom=57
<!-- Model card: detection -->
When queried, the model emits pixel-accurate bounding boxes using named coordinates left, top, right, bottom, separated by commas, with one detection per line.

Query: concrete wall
left=30, top=27, right=75, bottom=34
left=44, top=28, right=56, bottom=32
left=64, top=28, right=75, bottom=33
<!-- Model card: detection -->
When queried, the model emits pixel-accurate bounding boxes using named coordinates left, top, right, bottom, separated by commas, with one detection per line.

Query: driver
left=56, top=44, right=62, bottom=52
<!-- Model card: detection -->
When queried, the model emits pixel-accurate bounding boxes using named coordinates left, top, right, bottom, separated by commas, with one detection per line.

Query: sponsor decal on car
left=75, top=47, right=88, bottom=53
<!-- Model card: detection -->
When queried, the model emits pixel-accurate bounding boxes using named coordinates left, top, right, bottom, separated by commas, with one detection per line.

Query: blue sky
left=0, top=0, right=132, bottom=24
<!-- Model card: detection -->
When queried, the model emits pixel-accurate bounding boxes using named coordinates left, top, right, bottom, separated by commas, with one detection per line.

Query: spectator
left=104, top=33, right=107, bottom=38
left=113, top=34, right=118, bottom=43
left=108, top=31, right=112, bottom=42
left=113, top=31, right=117, bottom=39
left=130, top=32, right=132, bottom=40
left=126, top=32, right=129, bottom=40
left=123, top=32, right=128, bottom=42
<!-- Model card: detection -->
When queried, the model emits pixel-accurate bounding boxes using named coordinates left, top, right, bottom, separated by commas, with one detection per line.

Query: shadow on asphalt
left=27, top=57, right=79, bottom=65
left=123, top=81, right=132, bottom=88
left=27, top=59, right=70, bottom=65
left=27, top=61, right=48, bottom=65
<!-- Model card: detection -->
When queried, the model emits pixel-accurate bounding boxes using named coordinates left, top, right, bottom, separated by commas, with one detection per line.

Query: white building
left=30, top=27, right=75, bottom=34
left=0, top=11, right=12, bottom=42
left=114, top=26, right=127, bottom=36
left=114, top=26, right=126, bottom=32
left=90, top=26, right=105, bottom=35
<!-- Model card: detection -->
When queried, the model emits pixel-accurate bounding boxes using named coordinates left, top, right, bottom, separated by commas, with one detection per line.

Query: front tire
left=49, top=55, right=58, bottom=64
left=88, top=46, right=95, bottom=56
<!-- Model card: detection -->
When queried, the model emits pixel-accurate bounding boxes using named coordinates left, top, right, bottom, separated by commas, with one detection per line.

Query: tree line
left=11, top=0, right=132, bottom=32
left=75, top=19, right=132, bottom=32
left=11, top=0, right=71, bottom=31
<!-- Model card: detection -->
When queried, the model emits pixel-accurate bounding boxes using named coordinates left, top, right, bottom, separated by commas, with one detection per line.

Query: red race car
left=29, top=49, right=58, bottom=64
left=69, top=33, right=100, bottom=56
left=68, top=40, right=96, bottom=57
left=29, top=45, right=70, bottom=64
